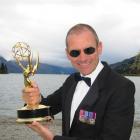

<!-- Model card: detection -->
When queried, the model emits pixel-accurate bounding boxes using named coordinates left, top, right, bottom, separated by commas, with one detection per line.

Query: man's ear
left=65, top=48, right=70, bottom=60
left=97, top=41, right=103, bottom=55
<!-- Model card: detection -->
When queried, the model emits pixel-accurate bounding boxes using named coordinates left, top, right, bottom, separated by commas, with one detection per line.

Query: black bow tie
left=75, top=74, right=91, bottom=87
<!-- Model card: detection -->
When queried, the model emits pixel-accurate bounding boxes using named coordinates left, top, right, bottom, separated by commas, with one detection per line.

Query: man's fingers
left=27, top=121, right=48, bottom=134
left=22, top=87, right=36, bottom=93
left=27, top=121, right=54, bottom=140
left=28, top=121, right=41, bottom=128
left=22, top=81, right=41, bottom=106
left=31, top=81, right=38, bottom=88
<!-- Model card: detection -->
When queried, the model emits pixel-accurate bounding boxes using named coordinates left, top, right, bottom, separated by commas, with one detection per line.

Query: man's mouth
left=77, top=61, right=90, bottom=67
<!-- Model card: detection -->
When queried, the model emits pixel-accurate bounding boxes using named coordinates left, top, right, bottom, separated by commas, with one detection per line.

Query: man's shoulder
left=63, top=72, right=78, bottom=85
left=108, top=67, right=135, bottom=88
left=101, top=62, right=134, bottom=88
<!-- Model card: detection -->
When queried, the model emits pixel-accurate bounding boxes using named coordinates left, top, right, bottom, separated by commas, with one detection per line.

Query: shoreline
left=0, top=116, right=140, bottom=140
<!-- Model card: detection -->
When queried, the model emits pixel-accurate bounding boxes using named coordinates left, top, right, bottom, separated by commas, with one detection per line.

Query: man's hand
left=27, top=121, right=54, bottom=140
left=22, top=81, right=41, bottom=106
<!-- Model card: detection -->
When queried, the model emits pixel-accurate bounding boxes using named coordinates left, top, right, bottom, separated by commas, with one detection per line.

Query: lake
left=0, top=74, right=139, bottom=123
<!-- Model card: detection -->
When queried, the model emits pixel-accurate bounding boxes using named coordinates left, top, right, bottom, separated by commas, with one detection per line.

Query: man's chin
left=79, top=70, right=92, bottom=76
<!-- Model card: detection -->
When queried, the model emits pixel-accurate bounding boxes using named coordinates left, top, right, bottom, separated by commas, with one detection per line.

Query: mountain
left=1, top=53, right=140, bottom=75
left=37, top=63, right=76, bottom=74
left=110, top=52, right=140, bottom=76
left=0, top=57, right=76, bottom=74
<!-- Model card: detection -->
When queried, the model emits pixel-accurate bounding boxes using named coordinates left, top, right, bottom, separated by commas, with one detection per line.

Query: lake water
left=0, top=74, right=139, bottom=123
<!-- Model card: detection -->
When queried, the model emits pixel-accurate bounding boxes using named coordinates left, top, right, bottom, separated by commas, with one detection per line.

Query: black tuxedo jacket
left=41, top=62, right=135, bottom=140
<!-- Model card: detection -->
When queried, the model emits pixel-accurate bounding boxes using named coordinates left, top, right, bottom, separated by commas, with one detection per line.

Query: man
left=23, top=23, right=135, bottom=140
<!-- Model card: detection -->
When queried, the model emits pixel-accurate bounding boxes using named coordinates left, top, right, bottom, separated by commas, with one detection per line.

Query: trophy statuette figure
left=12, top=42, right=51, bottom=123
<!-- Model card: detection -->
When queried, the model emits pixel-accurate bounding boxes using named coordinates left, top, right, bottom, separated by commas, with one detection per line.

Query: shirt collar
left=81, top=61, right=104, bottom=85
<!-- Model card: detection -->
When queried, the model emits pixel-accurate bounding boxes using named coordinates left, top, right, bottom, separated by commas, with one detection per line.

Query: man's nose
left=78, top=51, right=87, bottom=61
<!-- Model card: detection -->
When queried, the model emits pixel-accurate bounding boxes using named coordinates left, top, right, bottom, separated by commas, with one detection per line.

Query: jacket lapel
left=79, top=80, right=99, bottom=108
left=78, top=62, right=111, bottom=108
left=70, top=79, right=100, bottom=129
left=64, top=81, right=78, bottom=135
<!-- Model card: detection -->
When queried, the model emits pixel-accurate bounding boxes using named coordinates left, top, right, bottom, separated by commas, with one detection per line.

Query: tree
left=0, top=62, right=8, bottom=74
left=130, top=51, right=140, bottom=75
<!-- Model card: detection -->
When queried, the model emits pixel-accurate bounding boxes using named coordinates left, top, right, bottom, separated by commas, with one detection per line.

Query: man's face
left=66, top=30, right=102, bottom=76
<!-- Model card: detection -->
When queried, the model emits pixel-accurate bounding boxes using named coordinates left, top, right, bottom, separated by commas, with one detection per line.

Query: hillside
left=110, top=52, right=140, bottom=76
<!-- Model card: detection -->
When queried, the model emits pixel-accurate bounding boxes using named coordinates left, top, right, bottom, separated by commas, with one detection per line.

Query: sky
left=0, top=0, right=140, bottom=67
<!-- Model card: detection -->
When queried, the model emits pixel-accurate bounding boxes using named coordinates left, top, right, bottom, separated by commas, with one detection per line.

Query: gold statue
left=12, top=42, right=38, bottom=87
left=12, top=42, right=51, bottom=123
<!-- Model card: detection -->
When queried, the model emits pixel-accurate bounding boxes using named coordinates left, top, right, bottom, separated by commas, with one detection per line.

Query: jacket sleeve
left=40, top=86, right=63, bottom=115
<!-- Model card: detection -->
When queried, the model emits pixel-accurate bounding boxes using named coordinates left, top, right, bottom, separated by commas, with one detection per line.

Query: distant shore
left=0, top=116, right=140, bottom=140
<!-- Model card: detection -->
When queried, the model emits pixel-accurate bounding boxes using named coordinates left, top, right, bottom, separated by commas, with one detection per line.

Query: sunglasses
left=69, top=47, right=96, bottom=57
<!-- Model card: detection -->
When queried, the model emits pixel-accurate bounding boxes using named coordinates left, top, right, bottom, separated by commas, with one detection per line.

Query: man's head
left=66, top=23, right=103, bottom=76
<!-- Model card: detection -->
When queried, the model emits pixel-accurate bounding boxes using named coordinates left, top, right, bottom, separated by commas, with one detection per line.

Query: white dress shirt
left=70, top=61, right=104, bottom=126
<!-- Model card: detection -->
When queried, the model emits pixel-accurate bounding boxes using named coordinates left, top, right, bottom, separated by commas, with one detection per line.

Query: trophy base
left=16, top=117, right=48, bottom=123
left=16, top=104, right=52, bottom=123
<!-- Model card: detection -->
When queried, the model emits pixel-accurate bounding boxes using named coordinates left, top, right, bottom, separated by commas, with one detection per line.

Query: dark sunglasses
left=69, top=47, right=96, bottom=57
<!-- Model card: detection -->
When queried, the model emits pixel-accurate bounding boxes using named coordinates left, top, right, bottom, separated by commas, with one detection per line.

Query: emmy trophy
left=12, top=42, right=51, bottom=123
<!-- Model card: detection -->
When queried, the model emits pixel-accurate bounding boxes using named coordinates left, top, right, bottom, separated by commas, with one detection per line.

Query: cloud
left=0, top=0, right=140, bottom=66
